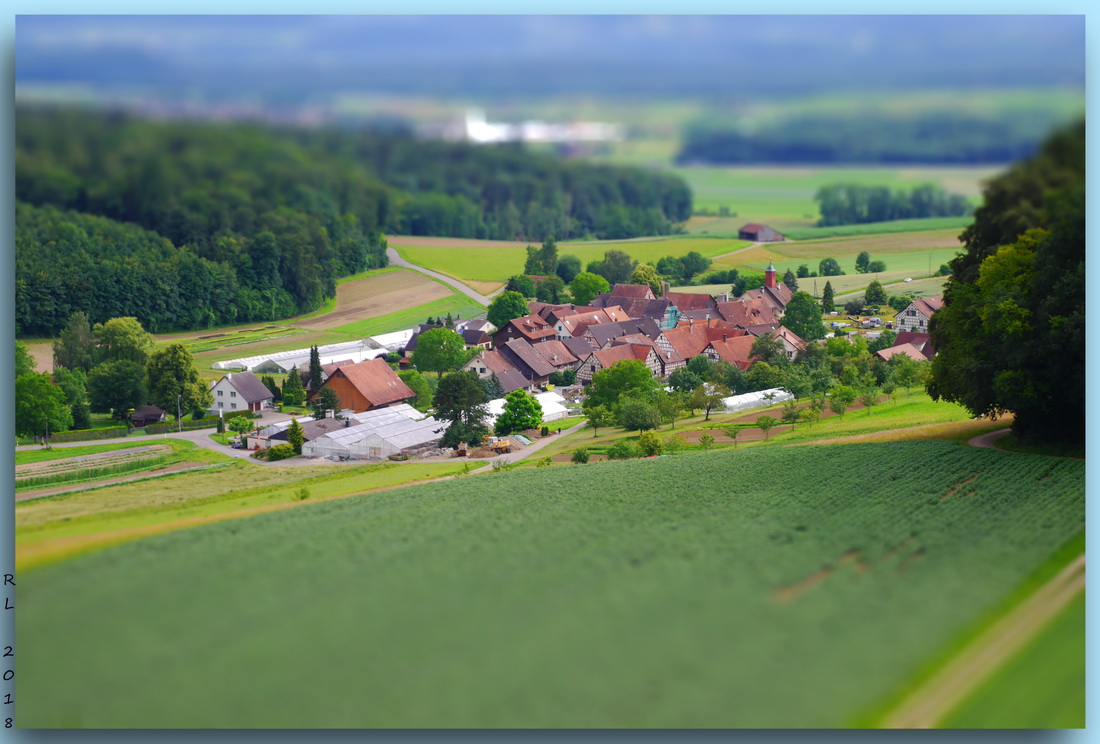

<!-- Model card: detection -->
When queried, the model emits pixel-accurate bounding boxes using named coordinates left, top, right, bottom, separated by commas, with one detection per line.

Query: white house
left=895, top=297, right=944, bottom=334
left=208, top=371, right=274, bottom=415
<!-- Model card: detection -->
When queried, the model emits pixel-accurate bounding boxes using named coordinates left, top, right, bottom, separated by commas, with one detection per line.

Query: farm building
left=348, top=417, right=445, bottom=460
left=895, top=297, right=944, bottom=334
left=215, top=338, right=388, bottom=373
left=208, top=371, right=275, bottom=414
left=309, top=358, right=416, bottom=413
left=738, top=224, right=784, bottom=242
left=301, top=423, right=376, bottom=460
left=720, top=387, right=794, bottom=413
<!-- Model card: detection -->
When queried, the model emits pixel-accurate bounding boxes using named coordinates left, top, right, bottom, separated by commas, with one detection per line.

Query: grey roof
left=501, top=338, right=557, bottom=379
left=588, top=318, right=661, bottom=349
left=495, top=368, right=529, bottom=395
left=225, top=371, right=275, bottom=404
left=560, top=335, right=597, bottom=358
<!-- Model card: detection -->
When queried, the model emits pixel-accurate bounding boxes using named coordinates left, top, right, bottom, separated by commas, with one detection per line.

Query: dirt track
left=293, top=269, right=451, bottom=330
left=883, top=555, right=1085, bottom=728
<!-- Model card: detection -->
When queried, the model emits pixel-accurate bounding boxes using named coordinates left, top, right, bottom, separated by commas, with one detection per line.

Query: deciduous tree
left=494, top=390, right=543, bottom=435
left=94, top=317, right=154, bottom=365
left=52, top=312, right=96, bottom=372
left=15, top=373, right=73, bottom=438
left=87, top=359, right=147, bottom=418
left=145, top=343, right=213, bottom=417
left=756, top=415, right=777, bottom=440
left=487, top=291, right=529, bottom=329
left=412, top=328, right=468, bottom=378
left=433, top=370, right=490, bottom=448
left=568, top=272, right=610, bottom=306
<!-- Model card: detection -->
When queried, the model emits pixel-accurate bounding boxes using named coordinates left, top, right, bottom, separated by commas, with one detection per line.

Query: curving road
left=386, top=247, right=495, bottom=306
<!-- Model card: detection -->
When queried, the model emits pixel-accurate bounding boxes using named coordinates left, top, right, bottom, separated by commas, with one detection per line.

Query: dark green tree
left=535, top=275, right=568, bottom=304
left=51, top=368, right=87, bottom=406
left=782, top=269, right=798, bottom=291
left=679, top=252, right=711, bottom=282
left=556, top=255, right=582, bottom=284
left=313, top=386, right=341, bottom=419
left=855, top=251, right=871, bottom=273
left=433, top=370, right=490, bottom=448
left=865, top=281, right=888, bottom=307
left=261, top=374, right=282, bottom=402
left=796, top=264, right=810, bottom=278
left=505, top=274, right=537, bottom=297
left=145, top=343, right=213, bottom=417
left=569, top=272, right=610, bottom=306
left=667, top=368, right=703, bottom=394
left=15, top=373, right=73, bottom=438
left=487, top=291, right=530, bottom=329
left=70, top=401, right=92, bottom=430
left=398, top=369, right=435, bottom=412
left=281, top=369, right=306, bottom=406
left=494, top=390, right=543, bottom=435
left=750, top=334, right=787, bottom=365
left=781, top=292, right=827, bottom=341
left=617, top=399, right=662, bottom=431
left=867, top=260, right=887, bottom=273
left=87, top=360, right=147, bottom=418
left=93, top=317, right=154, bottom=365
left=412, top=328, right=468, bottom=378
left=582, top=403, right=613, bottom=437
left=308, top=346, right=323, bottom=392
left=286, top=418, right=305, bottom=454
left=52, top=312, right=95, bottom=372
left=593, top=250, right=637, bottom=286
left=480, top=372, right=505, bottom=401
left=822, top=281, right=836, bottom=313
left=690, top=383, right=730, bottom=421
left=585, top=360, right=658, bottom=409
left=818, top=258, right=844, bottom=277
left=17, top=341, right=36, bottom=377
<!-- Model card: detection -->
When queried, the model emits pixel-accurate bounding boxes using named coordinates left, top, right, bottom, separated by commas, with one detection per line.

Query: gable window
left=217, top=402, right=223, bottom=408
left=230, top=391, right=237, bottom=398
left=217, top=390, right=223, bottom=396
left=231, top=403, right=237, bottom=409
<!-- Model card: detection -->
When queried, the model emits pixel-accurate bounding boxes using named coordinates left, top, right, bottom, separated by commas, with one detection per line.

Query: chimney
left=722, top=334, right=727, bottom=343
left=689, top=318, right=694, bottom=330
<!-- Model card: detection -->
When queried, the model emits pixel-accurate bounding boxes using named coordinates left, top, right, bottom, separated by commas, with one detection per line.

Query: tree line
left=814, top=183, right=972, bottom=227
left=676, top=112, right=1057, bottom=165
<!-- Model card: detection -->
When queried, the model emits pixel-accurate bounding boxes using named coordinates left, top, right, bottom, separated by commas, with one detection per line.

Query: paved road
left=386, top=247, right=494, bottom=306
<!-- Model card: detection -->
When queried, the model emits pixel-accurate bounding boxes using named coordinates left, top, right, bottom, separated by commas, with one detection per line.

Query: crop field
left=781, top=216, right=972, bottom=241
left=17, top=440, right=1083, bottom=727
left=673, top=165, right=998, bottom=231
left=293, top=269, right=453, bottom=331
left=14, top=459, right=469, bottom=570
left=15, top=444, right=174, bottom=491
left=391, top=236, right=750, bottom=286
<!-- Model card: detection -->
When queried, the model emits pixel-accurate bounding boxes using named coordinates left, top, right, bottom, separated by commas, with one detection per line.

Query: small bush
left=541, top=426, right=550, bottom=437
left=293, top=487, right=311, bottom=501
left=699, top=434, right=715, bottom=449
left=606, top=441, right=640, bottom=460
left=264, top=444, right=297, bottom=461
left=638, top=430, right=663, bottom=457
left=537, top=456, right=554, bottom=467
left=571, top=448, right=589, bottom=465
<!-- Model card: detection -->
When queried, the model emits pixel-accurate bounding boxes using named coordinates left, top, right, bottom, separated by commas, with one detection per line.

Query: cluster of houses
left=197, top=267, right=945, bottom=460
left=458, top=265, right=802, bottom=393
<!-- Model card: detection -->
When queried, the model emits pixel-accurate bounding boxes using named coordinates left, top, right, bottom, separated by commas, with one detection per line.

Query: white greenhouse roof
left=212, top=338, right=387, bottom=372
left=720, top=387, right=794, bottom=413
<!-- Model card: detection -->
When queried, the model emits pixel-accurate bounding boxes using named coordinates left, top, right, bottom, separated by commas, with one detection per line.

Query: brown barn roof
left=875, top=343, right=927, bottom=362
left=717, top=299, right=779, bottom=327
left=320, top=358, right=415, bottom=408
left=664, top=291, right=717, bottom=311
left=660, top=322, right=745, bottom=361
left=533, top=339, right=580, bottom=368
left=501, top=338, right=558, bottom=379
left=894, top=332, right=935, bottom=357
left=609, top=283, right=656, bottom=299
left=498, top=314, right=558, bottom=344
left=706, top=335, right=757, bottom=369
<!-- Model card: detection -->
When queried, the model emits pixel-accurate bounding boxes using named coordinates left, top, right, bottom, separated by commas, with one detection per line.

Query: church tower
left=765, top=262, right=777, bottom=289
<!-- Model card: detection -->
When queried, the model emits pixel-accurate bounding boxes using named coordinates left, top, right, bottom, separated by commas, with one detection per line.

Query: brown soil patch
left=775, top=549, right=866, bottom=603
left=388, top=236, right=533, bottom=249
left=294, top=270, right=451, bottom=331
left=16, top=445, right=173, bottom=477
left=942, top=474, right=979, bottom=500
left=16, top=462, right=211, bottom=502
left=24, top=342, right=54, bottom=374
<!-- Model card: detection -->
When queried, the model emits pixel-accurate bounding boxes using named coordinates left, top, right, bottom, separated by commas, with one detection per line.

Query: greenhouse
left=719, top=387, right=793, bottom=413
left=301, top=423, right=376, bottom=459
left=348, top=417, right=445, bottom=460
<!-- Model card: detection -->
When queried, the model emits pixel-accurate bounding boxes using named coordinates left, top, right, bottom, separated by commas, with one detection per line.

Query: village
left=188, top=261, right=942, bottom=464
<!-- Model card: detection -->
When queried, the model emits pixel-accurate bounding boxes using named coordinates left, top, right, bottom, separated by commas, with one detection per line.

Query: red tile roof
left=329, top=358, right=416, bottom=408
left=664, top=291, right=717, bottom=311
left=875, top=343, right=927, bottom=362
left=609, top=283, right=656, bottom=299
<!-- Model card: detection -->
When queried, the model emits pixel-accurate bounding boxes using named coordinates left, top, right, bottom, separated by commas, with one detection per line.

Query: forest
left=16, top=107, right=692, bottom=336
left=676, top=112, right=1060, bottom=165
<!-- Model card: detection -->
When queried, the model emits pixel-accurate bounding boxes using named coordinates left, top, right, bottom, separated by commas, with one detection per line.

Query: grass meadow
left=17, top=440, right=1083, bottom=727
left=393, top=236, right=751, bottom=286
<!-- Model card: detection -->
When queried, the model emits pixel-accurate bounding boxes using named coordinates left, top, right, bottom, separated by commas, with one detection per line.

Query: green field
left=328, top=295, right=486, bottom=338
left=673, top=165, right=998, bottom=232
left=17, top=441, right=1083, bottom=727
left=941, top=593, right=1085, bottom=728
left=394, top=236, right=750, bottom=285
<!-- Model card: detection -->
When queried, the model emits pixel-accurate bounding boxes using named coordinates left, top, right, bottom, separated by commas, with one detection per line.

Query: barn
left=738, top=223, right=784, bottom=242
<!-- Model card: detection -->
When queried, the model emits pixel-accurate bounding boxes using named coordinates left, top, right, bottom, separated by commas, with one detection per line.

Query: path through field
left=882, top=554, right=1085, bottom=728
left=877, top=425, right=1083, bottom=728
left=386, top=247, right=495, bottom=305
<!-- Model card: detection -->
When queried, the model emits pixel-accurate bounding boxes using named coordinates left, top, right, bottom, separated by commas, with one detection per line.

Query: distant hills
left=17, top=15, right=1085, bottom=104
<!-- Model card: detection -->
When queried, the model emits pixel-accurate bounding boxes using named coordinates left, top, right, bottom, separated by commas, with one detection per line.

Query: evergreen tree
left=433, top=370, right=490, bottom=448
left=308, top=346, right=323, bottom=392
left=782, top=269, right=799, bottom=291
left=52, top=312, right=95, bottom=372
left=282, top=369, right=306, bottom=406
left=822, top=281, right=836, bottom=313
left=286, top=418, right=305, bottom=454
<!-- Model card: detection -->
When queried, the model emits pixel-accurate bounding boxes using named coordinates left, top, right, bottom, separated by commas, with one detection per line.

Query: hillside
left=18, top=441, right=1083, bottom=727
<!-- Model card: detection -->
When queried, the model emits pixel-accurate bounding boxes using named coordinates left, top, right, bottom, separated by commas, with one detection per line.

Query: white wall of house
left=209, top=377, right=248, bottom=415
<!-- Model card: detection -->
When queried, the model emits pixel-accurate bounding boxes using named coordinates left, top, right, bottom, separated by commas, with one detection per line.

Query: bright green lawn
left=395, top=236, right=749, bottom=284
left=941, top=593, right=1085, bottom=728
